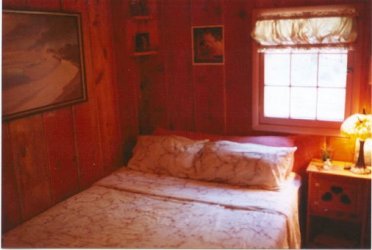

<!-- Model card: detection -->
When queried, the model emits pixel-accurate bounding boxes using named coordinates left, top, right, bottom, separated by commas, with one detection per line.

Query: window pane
left=290, top=87, right=317, bottom=119
left=317, top=88, right=346, bottom=121
left=264, top=86, right=289, bottom=118
left=291, top=52, right=318, bottom=86
left=264, top=53, right=290, bottom=86
left=318, top=52, right=347, bottom=87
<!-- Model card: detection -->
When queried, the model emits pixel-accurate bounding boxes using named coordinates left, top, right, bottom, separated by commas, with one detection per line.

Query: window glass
left=291, top=52, right=318, bottom=86
left=318, top=52, right=347, bottom=87
left=263, top=49, right=348, bottom=122
left=264, top=53, right=290, bottom=86
left=264, top=86, right=290, bottom=118
left=290, top=87, right=317, bottom=119
left=317, top=88, right=346, bottom=121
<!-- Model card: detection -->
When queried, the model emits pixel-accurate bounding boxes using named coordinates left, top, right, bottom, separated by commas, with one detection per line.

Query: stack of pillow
left=127, top=129, right=297, bottom=190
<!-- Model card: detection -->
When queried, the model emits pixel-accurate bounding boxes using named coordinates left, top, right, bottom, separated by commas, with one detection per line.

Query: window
left=264, top=49, right=348, bottom=122
left=251, top=5, right=362, bottom=135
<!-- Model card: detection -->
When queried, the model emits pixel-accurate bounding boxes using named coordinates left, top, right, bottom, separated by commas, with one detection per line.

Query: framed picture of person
left=192, top=26, right=224, bottom=64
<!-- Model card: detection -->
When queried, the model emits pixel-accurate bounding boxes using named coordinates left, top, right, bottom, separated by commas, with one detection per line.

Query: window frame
left=251, top=5, right=364, bottom=136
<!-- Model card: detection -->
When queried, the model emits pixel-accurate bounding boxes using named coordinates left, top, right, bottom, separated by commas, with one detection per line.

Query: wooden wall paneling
left=3, top=0, right=26, bottom=9
left=293, top=135, right=326, bottom=177
left=327, top=136, right=355, bottom=162
left=72, top=103, right=105, bottom=188
left=161, top=0, right=194, bottom=131
left=86, top=0, right=124, bottom=173
left=223, top=0, right=253, bottom=135
left=110, top=0, right=140, bottom=162
left=191, top=0, right=225, bottom=133
left=43, top=109, right=80, bottom=203
left=191, top=0, right=223, bottom=25
left=137, top=62, right=151, bottom=133
left=120, top=57, right=141, bottom=161
left=62, top=0, right=105, bottom=188
left=119, top=0, right=165, bottom=135
left=25, top=0, right=61, bottom=9
left=358, top=1, right=372, bottom=113
left=9, top=116, right=52, bottom=221
left=193, top=66, right=226, bottom=133
left=2, top=124, right=22, bottom=233
left=137, top=57, right=166, bottom=134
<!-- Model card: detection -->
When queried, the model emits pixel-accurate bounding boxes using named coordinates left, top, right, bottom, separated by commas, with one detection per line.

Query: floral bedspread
left=3, top=168, right=301, bottom=248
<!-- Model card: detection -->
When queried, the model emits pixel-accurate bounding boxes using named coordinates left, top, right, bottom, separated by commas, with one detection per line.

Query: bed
left=2, top=132, right=302, bottom=248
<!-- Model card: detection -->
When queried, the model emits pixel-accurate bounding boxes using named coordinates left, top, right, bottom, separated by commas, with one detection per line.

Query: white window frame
left=251, top=5, right=364, bottom=136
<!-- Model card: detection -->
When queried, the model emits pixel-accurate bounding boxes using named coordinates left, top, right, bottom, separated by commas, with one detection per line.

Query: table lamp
left=341, top=113, right=372, bottom=174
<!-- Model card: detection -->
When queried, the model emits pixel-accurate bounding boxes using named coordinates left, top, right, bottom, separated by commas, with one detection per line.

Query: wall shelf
left=127, top=0, right=158, bottom=56
left=132, top=50, right=158, bottom=57
left=132, top=15, right=153, bottom=21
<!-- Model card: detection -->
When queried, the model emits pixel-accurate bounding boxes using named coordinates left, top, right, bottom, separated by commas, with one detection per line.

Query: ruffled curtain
left=251, top=7, right=358, bottom=49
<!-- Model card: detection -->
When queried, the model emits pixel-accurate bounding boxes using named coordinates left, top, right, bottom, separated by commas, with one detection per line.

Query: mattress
left=2, top=167, right=301, bottom=248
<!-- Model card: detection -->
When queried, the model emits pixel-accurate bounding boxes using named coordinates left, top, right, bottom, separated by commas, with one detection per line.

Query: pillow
left=154, top=127, right=295, bottom=147
left=127, top=135, right=208, bottom=178
left=154, top=128, right=323, bottom=177
left=194, top=140, right=297, bottom=189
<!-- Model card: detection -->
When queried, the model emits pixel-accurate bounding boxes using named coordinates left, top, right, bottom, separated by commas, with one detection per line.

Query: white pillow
left=194, top=140, right=297, bottom=189
left=127, top=135, right=208, bottom=178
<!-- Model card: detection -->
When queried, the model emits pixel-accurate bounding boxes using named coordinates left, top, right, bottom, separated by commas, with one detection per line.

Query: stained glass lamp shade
left=341, top=113, right=372, bottom=174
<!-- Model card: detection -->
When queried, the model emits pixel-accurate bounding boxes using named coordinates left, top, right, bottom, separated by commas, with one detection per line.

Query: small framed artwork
left=192, top=25, right=224, bottom=65
left=135, top=32, right=150, bottom=52
left=2, top=10, right=86, bottom=120
left=129, top=0, right=149, bottom=16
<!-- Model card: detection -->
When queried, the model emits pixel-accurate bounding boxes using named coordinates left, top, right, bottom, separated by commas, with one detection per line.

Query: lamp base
left=350, top=166, right=371, bottom=175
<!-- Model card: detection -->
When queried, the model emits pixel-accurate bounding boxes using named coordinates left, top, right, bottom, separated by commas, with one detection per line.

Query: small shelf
left=132, top=15, right=153, bottom=21
left=132, top=50, right=158, bottom=57
left=308, top=216, right=359, bottom=248
left=312, top=233, right=358, bottom=248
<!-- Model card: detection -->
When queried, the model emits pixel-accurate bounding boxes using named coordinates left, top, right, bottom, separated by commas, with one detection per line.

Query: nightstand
left=306, top=159, right=371, bottom=248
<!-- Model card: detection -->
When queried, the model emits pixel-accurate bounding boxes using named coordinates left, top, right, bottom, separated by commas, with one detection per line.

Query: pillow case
left=154, top=128, right=327, bottom=175
left=127, top=135, right=208, bottom=178
left=194, top=140, right=297, bottom=189
left=154, top=127, right=295, bottom=147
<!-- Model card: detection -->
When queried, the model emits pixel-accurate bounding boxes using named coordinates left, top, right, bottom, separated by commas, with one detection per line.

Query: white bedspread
left=3, top=168, right=301, bottom=248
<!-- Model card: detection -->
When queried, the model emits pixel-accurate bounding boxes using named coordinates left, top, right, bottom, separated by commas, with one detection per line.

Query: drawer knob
left=321, top=192, right=333, bottom=201
left=331, top=186, right=343, bottom=194
left=340, top=194, right=351, bottom=204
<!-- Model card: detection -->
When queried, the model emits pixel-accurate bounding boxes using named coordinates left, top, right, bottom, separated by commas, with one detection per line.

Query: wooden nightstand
left=306, top=159, right=371, bottom=248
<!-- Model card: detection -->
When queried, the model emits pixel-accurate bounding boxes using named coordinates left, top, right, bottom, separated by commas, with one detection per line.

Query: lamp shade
left=341, top=113, right=372, bottom=141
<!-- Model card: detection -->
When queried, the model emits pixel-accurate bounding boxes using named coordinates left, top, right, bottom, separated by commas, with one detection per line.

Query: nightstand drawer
left=309, top=174, right=361, bottom=221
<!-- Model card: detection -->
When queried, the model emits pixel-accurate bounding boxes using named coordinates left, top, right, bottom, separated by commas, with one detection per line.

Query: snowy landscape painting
left=2, top=10, right=86, bottom=120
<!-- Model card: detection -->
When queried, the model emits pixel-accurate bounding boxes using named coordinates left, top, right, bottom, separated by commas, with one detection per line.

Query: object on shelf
left=135, top=32, right=150, bottom=52
left=130, top=0, right=149, bottom=17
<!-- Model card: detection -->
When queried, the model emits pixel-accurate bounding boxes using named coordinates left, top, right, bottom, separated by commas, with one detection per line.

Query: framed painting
left=2, top=10, right=87, bottom=120
left=192, top=25, right=224, bottom=65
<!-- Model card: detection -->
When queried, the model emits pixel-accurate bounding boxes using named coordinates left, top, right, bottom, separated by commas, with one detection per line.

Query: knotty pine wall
left=125, top=0, right=371, bottom=136
left=113, top=0, right=370, bottom=158
left=2, top=0, right=138, bottom=233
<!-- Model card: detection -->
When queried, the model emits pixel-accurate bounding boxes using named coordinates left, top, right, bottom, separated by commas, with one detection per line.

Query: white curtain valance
left=251, top=6, right=358, bottom=49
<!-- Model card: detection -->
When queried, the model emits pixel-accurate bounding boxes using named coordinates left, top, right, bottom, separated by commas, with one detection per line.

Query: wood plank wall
left=2, top=0, right=136, bottom=233
left=123, top=0, right=370, bottom=136
left=148, top=0, right=371, bottom=135
left=129, top=0, right=370, bottom=157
